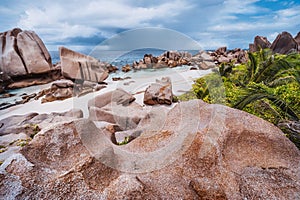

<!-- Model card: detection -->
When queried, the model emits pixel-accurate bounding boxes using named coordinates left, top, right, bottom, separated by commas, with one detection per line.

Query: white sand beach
left=0, top=67, right=212, bottom=120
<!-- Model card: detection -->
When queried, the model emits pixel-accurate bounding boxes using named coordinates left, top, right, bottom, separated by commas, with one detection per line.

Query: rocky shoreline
left=1, top=28, right=300, bottom=110
left=1, top=28, right=300, bottom=199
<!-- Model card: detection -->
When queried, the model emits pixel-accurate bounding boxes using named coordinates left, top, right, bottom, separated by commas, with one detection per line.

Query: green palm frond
left=260, top=58, right=292, bottom=83
left=268, top=68, right=300, bottom=86
left=245, top=52, right=257, bottom=83
left=268, top=76, right=297, bottom=87
left=234, top=91, right=299, bottom=121
left=268, top=96, right=299, bottom=121
left=234, top=92, right=269, bottom=109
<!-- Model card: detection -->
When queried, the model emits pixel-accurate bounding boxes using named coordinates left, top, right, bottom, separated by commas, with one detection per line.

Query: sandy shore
left=0, top=66, right=212, bottom=120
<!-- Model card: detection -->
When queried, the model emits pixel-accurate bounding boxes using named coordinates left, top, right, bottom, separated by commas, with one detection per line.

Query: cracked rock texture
left=0, top=28, right=52, bottom=77
left=1, top=100, right=300, bottom=199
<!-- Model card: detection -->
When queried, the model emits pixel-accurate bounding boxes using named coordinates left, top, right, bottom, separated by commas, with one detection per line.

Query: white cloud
left=1, top=0, right=299, bottom=50
left=207, top=2, right=300, bottom=32
left=222, top=0, right=263, bottom=14
left=17, top=0, right=193, bottom=43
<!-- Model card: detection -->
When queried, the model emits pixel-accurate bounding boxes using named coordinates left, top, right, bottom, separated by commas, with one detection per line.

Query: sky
left=0, top=0, right=300, bottom=51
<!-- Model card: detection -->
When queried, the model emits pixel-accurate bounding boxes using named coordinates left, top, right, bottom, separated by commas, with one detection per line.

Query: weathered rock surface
left=60, top=47, right=109, bottom=82
left=6, top=76, right=55, bottom=90
left=0, top=28, right=52, bottom=77
left=249, top=35, right=271, bottom=52
left=0, top=108, right=83, bottom=136
left=88, top=88, right=145, bottom=130
left=1, top=100, right=300, bottom=199
left=0, top=109, right=83, bottom=166
left=144, top=77, right=173, bottom=105
left=271, top=31, right=298, bottom=54
left=33, top=79, right=106, bottom=104
left=41, top=80, right=74, bottom=103
left=0, top=72, right=12, bottom=93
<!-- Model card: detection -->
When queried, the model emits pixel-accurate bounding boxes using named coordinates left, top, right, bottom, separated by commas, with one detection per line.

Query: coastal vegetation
left=180, top=49, right=300, bottom=149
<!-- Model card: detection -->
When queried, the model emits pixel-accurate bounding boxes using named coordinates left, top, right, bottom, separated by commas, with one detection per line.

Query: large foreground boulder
left=1, top=100, right=299, bottom=199
left=270, top=31, right=298, bottom=54
left=59, top=47, right=109, bottom=83
left=0, top=28, right=52, bottom=77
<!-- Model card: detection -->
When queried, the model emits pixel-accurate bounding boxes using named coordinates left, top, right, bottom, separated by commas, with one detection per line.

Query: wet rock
left=0, top=102, right=16, bottom=110
left=0, top=72, right=12, bottom=93
left=122, top=64, right=131, bottom=72
left=144, top=77, right=173, bottom=105
left=41, top=80, right=74, bottom=103
left=6, top=77, right=53, bottom=89
left=106, top=64, right=118, bottom=73
left=0, top=93, right=16, bottom=98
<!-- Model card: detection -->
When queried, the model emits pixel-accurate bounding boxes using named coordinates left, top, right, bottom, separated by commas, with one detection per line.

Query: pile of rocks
left=209, top=47, right=248, bottom=64
left=122, top=50, right=217, bottom=72
left=120, top=47, right=250, bottom=73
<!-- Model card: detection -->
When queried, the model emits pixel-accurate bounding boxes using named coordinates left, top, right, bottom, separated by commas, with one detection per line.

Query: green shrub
left=190, top=49, right=300, bottom=149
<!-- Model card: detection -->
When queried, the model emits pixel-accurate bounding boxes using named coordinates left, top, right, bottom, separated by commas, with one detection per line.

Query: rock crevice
left=0, top=28, right=52, bottom=78
left=13, top=37, right=28, bottom=74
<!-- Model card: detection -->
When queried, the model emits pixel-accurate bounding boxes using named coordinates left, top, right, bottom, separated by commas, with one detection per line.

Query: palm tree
left=233, top=84, right=299, bottom=122
left=244, top=48, right=295, bottom=85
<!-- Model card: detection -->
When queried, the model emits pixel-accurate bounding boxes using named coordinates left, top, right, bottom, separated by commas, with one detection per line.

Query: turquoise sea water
left=50, top=48, right=199, bottom=68
left=1, top=49, right=200, bottom=107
